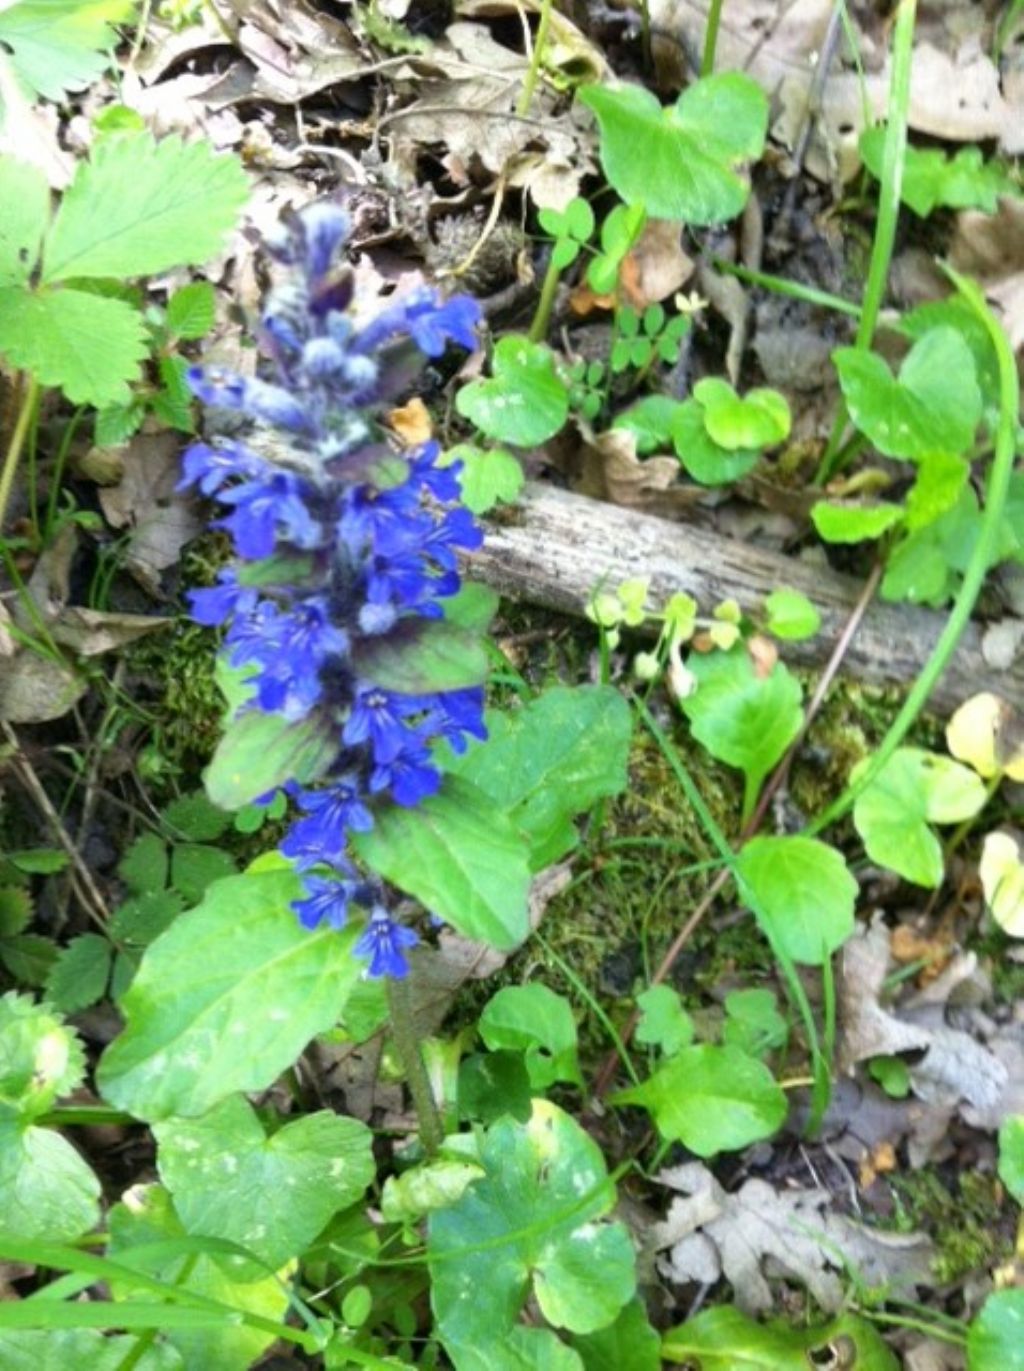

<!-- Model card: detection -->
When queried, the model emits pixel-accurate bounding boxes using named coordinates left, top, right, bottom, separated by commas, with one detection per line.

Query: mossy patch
left=889, top=1168, right=1013, bottom=1284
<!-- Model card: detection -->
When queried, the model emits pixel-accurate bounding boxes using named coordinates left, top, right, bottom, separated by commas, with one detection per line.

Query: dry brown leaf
left=388, top=397, right=433, bottom=446
left=552, top=426, right=703, bottom=515
left=0, top=652, right=86, bottom=724
left=837, top=918, right=932, bottom=1072
left=951, top=197, right=1024, bottom=351
left=98, top=432, right=204, bottom=593
left=653, top=1161, right=934, bottom=1315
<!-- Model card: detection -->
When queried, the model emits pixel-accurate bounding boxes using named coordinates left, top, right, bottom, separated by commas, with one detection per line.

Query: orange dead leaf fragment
left=387, top=397, right=432, bottom=447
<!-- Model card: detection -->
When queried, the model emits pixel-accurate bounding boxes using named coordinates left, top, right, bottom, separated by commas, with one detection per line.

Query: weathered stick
left=469, top=482, right=1022, bottom=716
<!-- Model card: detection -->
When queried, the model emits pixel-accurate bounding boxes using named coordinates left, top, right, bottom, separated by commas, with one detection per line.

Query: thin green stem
left=528, top=254, right=563, bottom=343
left=387, top=974, right=443, bottom=1156
left=38, top=1106, right=134, bottom=1127
left=536, top=932, right=642, bottom=1087
left=713, top=260, right=863, bottom=318
left=809, top=272, right=1019, bottom=834
left=516, top=0, right=554, bottom=117
left=815, top=0, right=916, bottom=485
left=859, top=1310, right=967, bottom=1347
left=700, top=0, right=726, bottom=75
left=45, top=406, right=86, bottom=537
left=0, top=376, right=39, bottom=532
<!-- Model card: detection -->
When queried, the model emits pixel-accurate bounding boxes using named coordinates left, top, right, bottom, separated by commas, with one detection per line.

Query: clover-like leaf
left=692, top=378, right=791, bottom=450
left=613, top=1044, right=787, bottom=1155
left=671, top=398, right=759, bottom=484
left=456, top=335, right=569, bottom=446
left=852, top=747, right=988, bottom=887
left=442, top=444, right=524, bottom=513
left=429, top=1099, right=636, bottom=1347
left=835, top=327, right=982, bottom=460
left=735, top=835, right=857, bottom=965
left=580, top=74, right=768, bottom=224
left=155, top=1094, right=374, bottom=1276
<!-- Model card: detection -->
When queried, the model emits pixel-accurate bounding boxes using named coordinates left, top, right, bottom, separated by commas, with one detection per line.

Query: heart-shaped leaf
left=442, top=444, right=524, bottom=513
left=580, top=74, right=768, bottom=224
left=670, top=399, right=759, bottom=484
left=735, top=835, right=857, bottom=965
left=456, top=335, right=569, bottom=447
left=852, top=747, right=987, bottom=887
left=692, top=378, right=790, bottom=450
left=834, top=327, right=981, bottom=459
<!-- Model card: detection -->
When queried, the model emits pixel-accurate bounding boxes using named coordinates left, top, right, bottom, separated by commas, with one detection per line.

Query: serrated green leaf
left=96, top=870, right=362, bottom=1121
left=613, top=1044, right=786, bottom=1155
left=154, top=1095, right=374, bottom=1277
left=354, top=777, right=531, bottom=950
left=44, top=934, right=111, bottom=1013
left=735, top=835, right=857, bottom=965
left=0, top=993, right=85, bottom=1118
left=445, top=685, right=633, bottom=869
left=118, top=833, right=168, bottom=895
left=430, top=1100, right=635, bottom=1347
left=161, top=791, right=231, bottom=843
left=169, top=843, right=236, bottom=904
left=0, top=284, right=148, bottom=406
left=0, top=934, right=56, bottom=988
left=861, top=127, right=1018, bottom=217
left=0, top=1119, right=100, bottom=1243
left=0, top=887, right=32, bottom=937
left=580, top=74, right=767, bottom=224
left=43, top=132, right=247, bottom=283
left=109, top=890, right=185, bottom=947
left=835, top=327, right=982, bottom=460
left=94, top=399, right=145, bottom=447
left=852, top=747, right=988, bottom=886
left=165, top=280, right=215, bottom=339
left=0, top=158, right=50, bottom=286
left=203, top=709, right=335, bottom=810
left=456, top=335, right=569, bottom=447
left=0, top=1, right=137, bottom=102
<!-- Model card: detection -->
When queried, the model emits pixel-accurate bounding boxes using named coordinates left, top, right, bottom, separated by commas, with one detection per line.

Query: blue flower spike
left=181, top=198, right=485, bottom=976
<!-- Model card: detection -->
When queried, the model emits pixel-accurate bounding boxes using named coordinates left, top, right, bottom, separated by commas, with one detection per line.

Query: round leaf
left=0, top=1121, right=100, bottom=1243
left=968, top=1290, right=1024, bottom=1371
left=479, top=985, right=581, bottom=1088
left=736, top=835, right=857, bottom=965
left=811, top=501, right=904, bottom=544
left=456, top=335, right=569, bottom=446
left=763, top=588, right=821, bottom=641
left=671, top=400, right=759, bottom=484
left=693, top=379, right=790, bottom=450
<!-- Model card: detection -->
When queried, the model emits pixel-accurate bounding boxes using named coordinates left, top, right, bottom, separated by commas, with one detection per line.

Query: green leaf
left=203, top=708, right=335, bottom=810
left=722, top=988, right=788, bottom=1058
left=904, top=452, right=970, bottom=531
left=0, top=1330, right=182, bottom=1371
left=882, top=486, right=982, bottom=606
left=168, top=844, right=236, bottom=904
left=95, top=399, right=145, bottom=447
left=118, top=833, right=169, bottom=895
left=834, top=327, right=982, bottom=460
left=0, top=1120, right=100, bottom=1243
left=570, top=1298, right=662, bottom=1371
left=354, top=778, right=531, bottom=951
left=96, top=870, right=363, bottom=1121
left=107, top=1183, right=288, bottom=1371
left=997, top=1115, right=1024, bottom=1204
left=868, top=1055, right=911, bottom=1098
left=580, top=74, right=767, bottom=224
left=446, top=685, right=633, bottom=869
left=612, top=395, right=681, bottom=454
left=154, top=1095, right=374, bottom=1275
left=0, top=935, right=57, bottom=988
left=429, top=1100, right=635, bottom=1346
left=441, top=582, right=500, bottom=633
left=0, top=1, right=137, bottom=102
left=861, top=127, right=1018, bottom=217
left=680, top=647, right=803, bottom=819
left=456, top=335, right=570, bottom=446
left=692, top=378, right=790, bottom=450
left=161, top=791, right=232, bottom=843
left=663, top=1307, right=898, bottom=1369
left=459, top=1050, right=533, bottom=1125
left=811, top=501, right=904, bottom=544
left=670, top=399, right=759, bottom=484
left=852, top=747, right=988, bottom=887
left=444, top=444, right=525, bottom=513
left=6, top=848, right=67, bottom=875
left=0, top=887, right=32, bottom=937
left=165, top=281, right=216, bottom=339
left=968, top=1290, right=1024, bottom=1371
left=0, top=993, right=85, bottom=1119
left=352, top=619, right=488, bottom=694
left=763, top=588, right=820, bottom=641
left=0, top=158, right=50, bottom=286
left=381, top=1157, right=485, bottom=1224
left=612, top=1044, right=786, bottom=1155
left=0, top=284, right=148, bottom=406
left=43, top=132, right=248, bottom=283
left=634, top=985, right=694, bottom=1054
left=44, top=934, right=111, bottom=1013
left=735, top=835, right=857, bottom=965
left=444, top=1327, right=584, bottom=1371
left=479, top=985, right=581, bottom=1088
left=903, top=298, right=1001, bottom=424
left=109, top=890, right=185, bottom=948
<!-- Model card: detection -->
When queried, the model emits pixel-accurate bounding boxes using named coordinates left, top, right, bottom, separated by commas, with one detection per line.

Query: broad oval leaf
left=0, top=1329, right=181, bottom=1371
left=580, top=74, right=768, bottom=224
left=352, top=619, right=488, bottom=694
left=96, top=870, right=362, bottom=1121
left=203, top=708, right=335, bottom=811
left=663, top=1307, right=898, bottom=1369
left=810, top=501, right=904, bottom=544
left=0, top=1120, right=100, bottom=1243
left=455, top=335, right=569, bottom=447
left=479, top=985, right=581, bottom=1088
left=612, top=1044, right=787, bottom=1156
left=354, top=777, right=531, bottom=950
left=736, top=835, right=857, bottom=965
left=968, top=1290, right=1024, bottom=1371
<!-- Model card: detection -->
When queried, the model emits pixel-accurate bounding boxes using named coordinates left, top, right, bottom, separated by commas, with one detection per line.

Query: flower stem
left=0, top=375, right=39, bottom=532
left=528, top=254, right=563, bottom=343
left=701, top=0, right=726, bottom=75
left=387, top=973, right=443, bottom=1156
left=517, top=0, right=554, bottom=117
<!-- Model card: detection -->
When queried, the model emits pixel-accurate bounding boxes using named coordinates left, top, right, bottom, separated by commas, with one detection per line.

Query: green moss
left=890, top=1168, right=1013, bottom=1283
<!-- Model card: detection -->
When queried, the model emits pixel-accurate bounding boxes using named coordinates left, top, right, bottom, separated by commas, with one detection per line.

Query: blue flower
left=282, top=779, right=374, bottom=866
left=187, top=571, right=258, bottom=627
left=215, top=472, right=323, bottom=559
left=178, top=440, right=268, bottom=496
left=370, top=743, right=442, bottom=807
left=355, top=907, right=419, bottom=978
left=292, top=873, right=356, bottom=930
